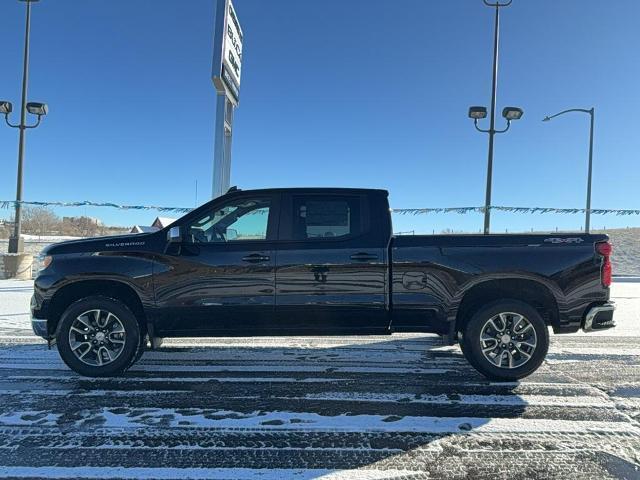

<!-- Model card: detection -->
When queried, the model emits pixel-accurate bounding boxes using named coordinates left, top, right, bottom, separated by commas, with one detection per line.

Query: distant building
left=130, top=225, right=159, bottom=234
left=130, top=217, right=177, bottom=234
left=152, top=217, right=176, bottom=229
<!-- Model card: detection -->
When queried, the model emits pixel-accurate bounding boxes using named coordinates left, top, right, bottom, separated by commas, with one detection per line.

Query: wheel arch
left=454, top=278, right=560, bottom=334
left=48, top=279, right=147, bottom=337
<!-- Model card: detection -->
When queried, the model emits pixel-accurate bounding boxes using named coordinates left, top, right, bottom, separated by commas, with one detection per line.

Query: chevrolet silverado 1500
left=31, top=188, right=615, bottom=379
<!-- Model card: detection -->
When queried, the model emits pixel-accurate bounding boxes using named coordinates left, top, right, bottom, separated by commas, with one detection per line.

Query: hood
left=42, top=232, right=161, bottom=256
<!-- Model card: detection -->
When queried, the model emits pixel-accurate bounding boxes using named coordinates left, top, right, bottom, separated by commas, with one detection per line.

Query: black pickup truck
left=31, top=187, right=615, bottom=380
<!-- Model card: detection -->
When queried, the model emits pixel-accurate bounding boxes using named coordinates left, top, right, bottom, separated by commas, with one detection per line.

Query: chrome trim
left=583, top=303, right=616, bottom=332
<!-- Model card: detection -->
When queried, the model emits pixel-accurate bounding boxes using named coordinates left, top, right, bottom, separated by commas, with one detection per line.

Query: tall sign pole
left=211, top=0, right=243, bottom=198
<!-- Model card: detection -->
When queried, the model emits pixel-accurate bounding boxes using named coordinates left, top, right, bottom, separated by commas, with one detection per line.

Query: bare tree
left=0, top=221, right=12, bottom=239
left=10, top=206, right=61, bottom=236
left=62, top=216, right=101, bottom=237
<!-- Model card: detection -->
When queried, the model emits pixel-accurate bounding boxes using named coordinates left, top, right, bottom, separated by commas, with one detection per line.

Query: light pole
left=468, top=0, right=524, bottom=235
left=543, top=108, right=595, bottom=233
left=1, top=0, right=46, bottom=254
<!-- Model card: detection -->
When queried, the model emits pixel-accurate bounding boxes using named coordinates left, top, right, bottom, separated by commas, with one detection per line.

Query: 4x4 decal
left=544, top=237, right=584, bottom=244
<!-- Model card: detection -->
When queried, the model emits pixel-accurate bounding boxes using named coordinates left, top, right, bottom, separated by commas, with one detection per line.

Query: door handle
left=350, top=252, right=378, bottom=261
left=242, top=253, right=270, bottom=263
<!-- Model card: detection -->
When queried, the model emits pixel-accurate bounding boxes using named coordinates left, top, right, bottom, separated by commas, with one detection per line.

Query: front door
left=153, top=193, right=279, bottom=335
left=274, top=193, right=389, bottom=334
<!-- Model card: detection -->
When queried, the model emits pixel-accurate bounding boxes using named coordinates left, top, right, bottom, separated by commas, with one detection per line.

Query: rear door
left=274, top=192, right=389, bottom=334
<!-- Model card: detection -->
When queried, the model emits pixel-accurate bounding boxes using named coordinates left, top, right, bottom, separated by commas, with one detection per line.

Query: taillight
left=596, top=241, right=612, bottom=287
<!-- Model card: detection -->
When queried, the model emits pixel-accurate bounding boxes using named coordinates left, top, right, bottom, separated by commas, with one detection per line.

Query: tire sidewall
left=463, top=299, right=549, bottom=381
left=56, top=296, right=140, bottom=377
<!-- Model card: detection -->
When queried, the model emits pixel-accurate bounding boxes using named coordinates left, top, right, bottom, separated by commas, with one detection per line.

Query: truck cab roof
left=223, top=187, right=389, bottom=197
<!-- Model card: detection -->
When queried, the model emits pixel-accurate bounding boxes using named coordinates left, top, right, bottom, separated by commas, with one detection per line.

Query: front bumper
left=31, top=317, right=48, bottom=339
left=30, top=294, right=49, bottom=339
left=582, top=302, right=616, bottom=332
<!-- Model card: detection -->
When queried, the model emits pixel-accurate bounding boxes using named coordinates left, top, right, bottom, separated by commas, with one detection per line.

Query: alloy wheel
left=68, top=309, right=126, bottom=367
left=479, top=312, right=537, bottom=369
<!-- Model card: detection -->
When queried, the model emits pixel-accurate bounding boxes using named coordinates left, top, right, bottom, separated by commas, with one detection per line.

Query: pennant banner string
left=390, top=206, right=640, bottom=216
left=0, top=200, right=639, bottom=216
left=0, top=200, right=194, bottom=214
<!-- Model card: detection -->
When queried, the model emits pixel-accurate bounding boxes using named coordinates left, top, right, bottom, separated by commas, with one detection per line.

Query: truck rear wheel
left=461, top=300, right=549, bottom=381
left=56, top=296, right=140, bottom=377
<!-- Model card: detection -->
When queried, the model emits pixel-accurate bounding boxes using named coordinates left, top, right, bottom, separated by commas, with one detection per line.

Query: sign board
left=212, top=0, right=243, bottom=104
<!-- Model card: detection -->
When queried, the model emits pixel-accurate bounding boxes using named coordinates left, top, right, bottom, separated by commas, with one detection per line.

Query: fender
left=445, top=273, right=564, bottom=343
left=36, top=254, right=156, bottom=338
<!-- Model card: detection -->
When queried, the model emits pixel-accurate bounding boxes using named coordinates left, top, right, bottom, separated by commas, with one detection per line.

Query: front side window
left=292, top=196, right=360, bottom=240
left=187, top=197, right=270, bottom=243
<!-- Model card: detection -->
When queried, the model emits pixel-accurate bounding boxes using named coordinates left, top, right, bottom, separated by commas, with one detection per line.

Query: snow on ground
left=0, top=467, right=422, bottom=480
left=0, top=279, right=33, bottom=338
left=0, top=279, right=639, bottom=479
left=19, top=235, right=82, bottom=242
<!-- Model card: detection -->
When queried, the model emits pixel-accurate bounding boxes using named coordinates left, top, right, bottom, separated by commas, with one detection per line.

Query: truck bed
left=390, top=232, right=609, bottom=335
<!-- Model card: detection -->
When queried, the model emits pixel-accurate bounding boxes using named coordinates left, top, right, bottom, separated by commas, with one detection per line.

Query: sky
left=0, top=0, right=639, bottom=233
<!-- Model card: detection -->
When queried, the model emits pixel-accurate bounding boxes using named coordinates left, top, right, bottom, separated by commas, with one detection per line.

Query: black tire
left=458, top=332, right=474, bottom=365
left=133, top=335, right=162, bottom=365
left=56, top=296, right=141, bottom=377
left=133, top=333, right=147, bottom=365
left=461, top=299, right=549, bottom=381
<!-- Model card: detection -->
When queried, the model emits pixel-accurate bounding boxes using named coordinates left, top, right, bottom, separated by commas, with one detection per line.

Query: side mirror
left=226, top=228, right=238, bottom=241
left=167, top=226, right=183, bottom=243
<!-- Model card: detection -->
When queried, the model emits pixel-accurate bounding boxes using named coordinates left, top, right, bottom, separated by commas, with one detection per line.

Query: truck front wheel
left=56, top=296, right=141, bottom=377
left=461, top=300, right=549, bottom=381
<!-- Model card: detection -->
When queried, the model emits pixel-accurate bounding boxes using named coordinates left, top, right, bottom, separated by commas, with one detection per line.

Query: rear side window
left=292, top=196, right=360, bottom=240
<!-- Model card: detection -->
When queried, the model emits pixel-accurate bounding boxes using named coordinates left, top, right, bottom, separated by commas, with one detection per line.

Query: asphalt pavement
left=0, top=280, right=638, bottom=479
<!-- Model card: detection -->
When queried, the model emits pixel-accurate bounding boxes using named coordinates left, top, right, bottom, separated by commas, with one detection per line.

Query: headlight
left=42, top=255, right=53, bottom=269
left=38, top=255, right=53, bottom=274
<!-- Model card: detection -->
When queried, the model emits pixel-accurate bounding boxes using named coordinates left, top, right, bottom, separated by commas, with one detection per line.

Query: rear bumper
left=582, top=302, right=616, bottom=332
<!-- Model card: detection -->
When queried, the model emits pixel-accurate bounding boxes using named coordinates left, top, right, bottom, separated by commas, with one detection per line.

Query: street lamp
left=468, top=106, right=487, bottom=120
left=468, top=0, right=524, bottom=235
left=3, top=101, right=48, bottom=128
left=502, top=107, right=523, bottom=121
left=2, top=0, right=45, bottom=254
left=0, top=102, right=13, bottom=115
left=26, top=102, right=48, bottom=116
left=542, top=107, right=595, bottom=233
